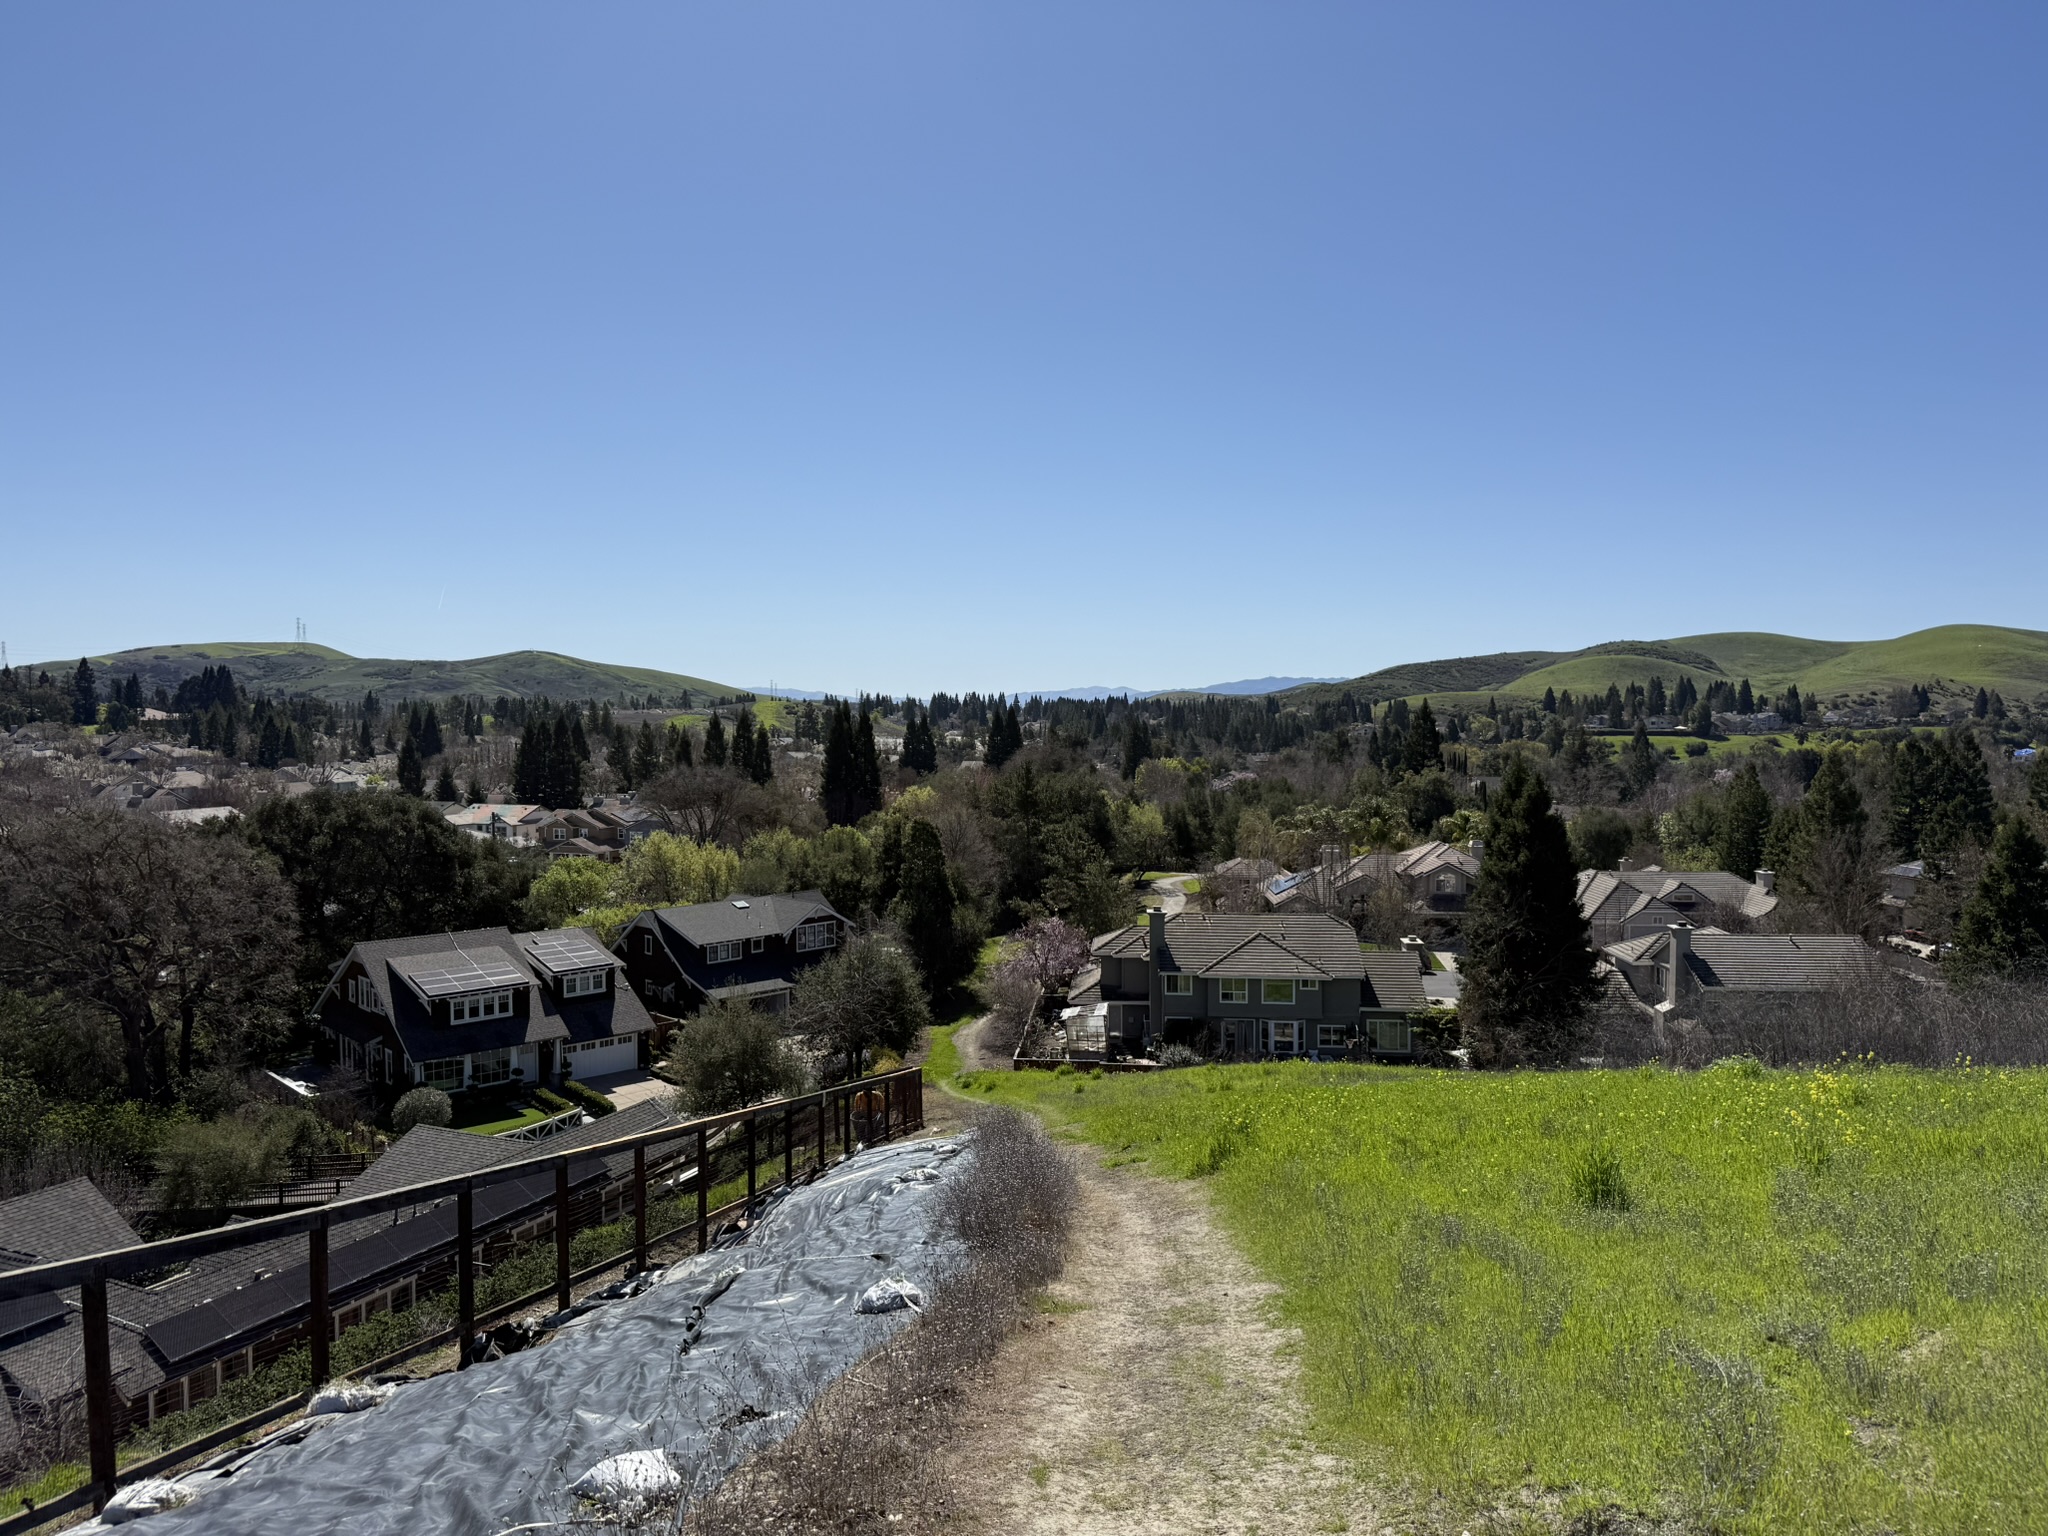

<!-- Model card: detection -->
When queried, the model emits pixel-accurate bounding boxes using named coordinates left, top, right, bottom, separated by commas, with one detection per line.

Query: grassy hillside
left=964, top=1060, right=2048, bottom=1533
left=1294, top=625, right=2048, bottom=708
left=43, top=642, right=745, bottom=703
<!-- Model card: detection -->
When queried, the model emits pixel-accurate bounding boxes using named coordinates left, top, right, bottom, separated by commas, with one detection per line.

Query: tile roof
left=1685, top=934, right=1880, bottom=991
left=1359, top=952, right=1428, bottom=1011
left=1093, top=913, right=1369, bottom=980
left=1576, top=869, right=1779, bottom=922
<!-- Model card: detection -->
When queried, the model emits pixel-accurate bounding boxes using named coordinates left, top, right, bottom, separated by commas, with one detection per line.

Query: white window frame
left=421, top=1057, right=464, bottom=1091
left=1218, top=978, right=1248, bottom=1005
left=1316, top=1023, right=1348, bottom=1050
left=452, top=989, right=513, bottom=1024
left=469, top=1048, right=514, bottom=1087
left=1268, top=1019, right=1298, bottom=1053
left=561, top=969, right=606, bottom=998
left=1261, top=978, right=1295, bottom=1006
left=1163, top=973, right=1193, bottom=996
left=642, top=933, right=654, bottom=955
left=1299, top=977, right=1319, bottom=992
left=795, top=921, right=836, bottom=952
left=750, top=936, right=765, bottom=954
left=1372, top=1017, right=1413, bottom=1054
left=705, top=940, right=742, bottom=964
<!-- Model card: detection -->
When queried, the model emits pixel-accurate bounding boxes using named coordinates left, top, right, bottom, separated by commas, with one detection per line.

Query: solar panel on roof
left=406, top=958, right=525, bottom=997
left=525, top=935, right=614, bottom=973
left=0, top=1292, right=67, bottom=1343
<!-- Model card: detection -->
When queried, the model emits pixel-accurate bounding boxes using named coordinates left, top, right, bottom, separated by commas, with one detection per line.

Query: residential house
left=313, top=926, right=655, bottom=1093
left=1575, top=867, right=1778, bottom=947
left=443, top=803, right=546, bottom=845
left=0, top=1103, right=687, bottom=1456
left=1602, top=924, right=1881, bottom=1012
left=613, top=892, right=850, bottom=1017
left=1072, top=910, right=1427, bottom=1059
left=1267, top=840, right=1483, bottom=916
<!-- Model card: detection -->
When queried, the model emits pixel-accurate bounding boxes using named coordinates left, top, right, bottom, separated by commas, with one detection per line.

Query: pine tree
left=855, top=709, right=882, bottom=814
left=1716, top=761, right=1774, bottom=880
left=901, top=706, right=938, bottom=775
left=1620, top=720, right=1659, bottom=799
left=419, top=705, right=445, bottom=758
left=1602, top=683, right=1623, bottom=724
left=187, top=711, right=205, bottom=748
left=1647, top=675, right=1667, bottom=715
left=280, top=723, right=300, bottom=762
left=669, top=725, right=694, bottom=770
left=70, top=659, right=98, bottom=726
left=821, top=702, right=860, bottom=826
left=1458, top=756, right=1601, bottom=1067
left=397, top=735, right=424, bottom=795
left=356, top=717, right=374, bottom=758
left=703, top=713, right=729, bottom=769
left=256, top=717, right=283, bottom=769
left=632, top=722, right=660, bottom=786
left=434, top=762, right=458, bottom=802
left=1737, top=678, right=1754, bottom=714
left=1974, top=687, right=1991, bottom=720
left=512, top=724, right=541, bottom=803
left=1401, top=699, right=1442, bottom=776
left=570, top=717, right=590, bottom=762
left=466, top=775, right=485, bottom=804
left=891, top=818, right=960, bottom=1000
left=220, top=715, right=239, bottom=760
left=1888, top=738, right=1935, bottom=858
left=1120, top=714, right=1153, bottom=780
left=752, top=722, right=774, bottom=784
left=1952, top=819, right=2048, bottom=975
left=731, top=707, right=760, bottom=781
left=1541, top=687, right=1557, bottom=714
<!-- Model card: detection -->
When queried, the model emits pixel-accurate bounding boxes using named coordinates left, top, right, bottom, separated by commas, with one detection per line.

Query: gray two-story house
left=1070, top=910, right=1427, bottom=1059
left=613, top=891, right=849, bottom=1019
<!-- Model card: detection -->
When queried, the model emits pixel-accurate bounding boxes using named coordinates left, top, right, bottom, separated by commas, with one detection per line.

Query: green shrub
left=531, top=1086, right=576, bottom=1116
left=392, top=1086, right=453, bottom=1135
left=557, top=1078, right=616, bottom=1118
left=1568, top=1143, right=1633, bottom=1212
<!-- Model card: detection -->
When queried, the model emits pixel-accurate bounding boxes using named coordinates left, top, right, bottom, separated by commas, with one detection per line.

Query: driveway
left=577, top=1068, right=674, bottom=1112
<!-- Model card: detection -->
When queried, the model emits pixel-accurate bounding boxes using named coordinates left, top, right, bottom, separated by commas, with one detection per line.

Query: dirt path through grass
left=932, top=1152, right=1384, bottom=1535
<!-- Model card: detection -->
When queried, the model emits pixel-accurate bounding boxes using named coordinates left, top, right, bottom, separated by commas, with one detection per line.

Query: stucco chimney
left=1466, top=839, right=1484, bottom=863
left=1149, top=906, right=1166, bottom=970
left=1754, top=868, right=1775, bottom=894
left=1664, top=923, right=1691, bottom=1007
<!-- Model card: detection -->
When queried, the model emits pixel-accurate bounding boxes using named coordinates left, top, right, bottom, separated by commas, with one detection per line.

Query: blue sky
left=2, top=3, right=2043, bottom=695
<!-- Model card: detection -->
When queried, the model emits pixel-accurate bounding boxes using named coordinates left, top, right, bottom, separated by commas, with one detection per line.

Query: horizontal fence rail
left=0, top=1067, right=925, bottom=1528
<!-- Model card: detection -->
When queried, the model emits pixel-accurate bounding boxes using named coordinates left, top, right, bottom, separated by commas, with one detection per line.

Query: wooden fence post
left=554, top=1157, right=573, bottom=1312
left=816, top=1089, right=827, bottom=1173
left=696, top=1125, right=709, bottom=1254
left=745, top=1113, right=757, bottom=1209
left=783, top=1103, right=794, bottom=1187
left=632, top=1144, right=648, bottom=1273
left=456, top=1183, right=475, bottom=1371
left=82, top=1268, right=116, bottom=1511
left=308, top=1212, right=331, bottom=1386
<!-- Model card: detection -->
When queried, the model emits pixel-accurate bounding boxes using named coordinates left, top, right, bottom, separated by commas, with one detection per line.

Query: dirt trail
left=932, top=1149, right=1386, bottom=1535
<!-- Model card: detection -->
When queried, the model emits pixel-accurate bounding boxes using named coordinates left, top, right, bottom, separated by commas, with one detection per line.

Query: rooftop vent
left=731, top=899, right=751, bottom=909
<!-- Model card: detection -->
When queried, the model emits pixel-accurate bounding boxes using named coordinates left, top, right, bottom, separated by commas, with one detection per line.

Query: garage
left=562, top=1031, right=641, bottom=1081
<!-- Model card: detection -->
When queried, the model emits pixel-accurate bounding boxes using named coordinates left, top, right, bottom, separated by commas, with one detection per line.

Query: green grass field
left=958, top=1060, right=2048, bottom=1533
left=451, top=1102, right=552, bottom=1136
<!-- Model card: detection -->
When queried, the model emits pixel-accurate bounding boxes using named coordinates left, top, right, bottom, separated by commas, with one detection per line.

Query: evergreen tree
left=1974, top=687, right=1991, bottom=720
left=356, top=717, right=374, bottom=758
left=703, top=713, right=729, bottom=769
left=985, top=699, right=1023, bottom=768
left=434, top=762, right=458, bottom=802
left=1716, top=761, right=1774, bottom=880
left=891, top=819, right=960, bottom=1001
left=70, top=658, right=98, bottom=726
left=1737, top=678, right=1754, bottom=714
left=1540, top=687, right=1557, bottom=715
left=821, top=702, right=861, bottom=826
left=1459, top=756, right=1601, bottom=1067
left=1921, top=731, right=1995, bottom=856
left=220, top=715, right=239, bottom=760
left=512, top=723, right=542, bottom=803
left=855, top=709, right=883, bottom=814
left=466, top=775, right=485, bottom=804
left=280, top=723, right=300, bottom=762
left=1673, top=675, right=1698, bottom=713
left=632, top=722, right=661, bottom=786
left=397, top=735, right=424, bottom=795
left=1952, top=819, right=2048, bottom=975
left=419, top=704, right=445, bottom=759
left=668, top=724, right=694, bottom=770
left=569, top=717, right=590, bottom=763
left=1888, top=738, right=1936, bottom=858
left=187, top=711, right=205, bottom=748
left=1647, top=675, right=1667, bottom=715
left=1619, top=719, right=1659, bottom=799
left=552, top=714, right=584, bottom=806
left=901, top=706, right=938, bottom=775
left=752, top=722, right=774, bottom=784
left=256, top=717, right=284, bottom=769
left=1401, top=699, right=1442, bottom=775
left=1602, top=683, right=1623, bottom=724
left=1120, top=713, right=1153, bottom=780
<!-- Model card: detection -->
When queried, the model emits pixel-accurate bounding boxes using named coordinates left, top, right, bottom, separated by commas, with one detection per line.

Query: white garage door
left=566, top=1035, right=639, bottom=1080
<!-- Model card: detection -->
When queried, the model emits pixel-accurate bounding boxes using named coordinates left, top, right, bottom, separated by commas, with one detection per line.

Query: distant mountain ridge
left=38, top=642, right=744, bottom=703
left=1281, top=625, right=2048, bottom=708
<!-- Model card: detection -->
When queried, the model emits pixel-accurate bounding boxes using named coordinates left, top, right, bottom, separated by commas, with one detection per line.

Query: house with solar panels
left=312, top=925, right=656, bottom=1095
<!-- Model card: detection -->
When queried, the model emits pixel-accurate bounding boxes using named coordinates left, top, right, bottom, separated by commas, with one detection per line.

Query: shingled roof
left=1093, top=912, right=1368, bottom=980
left=1684, top=933, right=1880, bottom=991
left=648, top=892, right=845, bottom=948
left=1577, top=869, right=1779, bottom=924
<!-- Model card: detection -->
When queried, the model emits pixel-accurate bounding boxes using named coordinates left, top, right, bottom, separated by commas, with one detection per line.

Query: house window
left=348, top=977, right=379, bottom=1011
left=705, top=941, right=742, bottom=964
left=642, top=934, right=654, bottom=955
left=451, top=989, right=513, bottom=1023
left=470, top=1048, right=514, bottom=1087
left=1269, top=1020, right=1298, bottom=1053
left=1371, top=1017, right=1413, bottom=1054
left=1316, top=1023, right=1348, bottom=1049
left=421, top=1057, right=464, bottom=1091
left=1163, top=974, right=1193, bottom=996
left=561, top=970, right=606, bottom=998
left=1299, top=978, right=1319, bottom=992
left=1437, top=873, right=1456, bottom=893
left=1218, top=979, right=1248, bottom=1004
left=795, top=922, right=836, bottom=952
left=750, top=936, right=765, bottom=954
left=1261, top=979, right=1295, bottom=1005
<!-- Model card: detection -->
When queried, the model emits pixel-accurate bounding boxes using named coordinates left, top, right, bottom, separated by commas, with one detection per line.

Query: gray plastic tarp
left=121, top=1135, right=969, bottom=1536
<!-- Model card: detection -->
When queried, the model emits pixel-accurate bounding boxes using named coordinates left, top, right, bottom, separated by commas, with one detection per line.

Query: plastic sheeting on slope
left=127, top=1136, right=970, bottom=1536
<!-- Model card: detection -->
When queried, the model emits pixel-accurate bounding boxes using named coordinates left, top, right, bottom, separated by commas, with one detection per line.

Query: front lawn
left=962, top=1060, right=2048, bottom=1533
left=450, top=1101, right=551, bottom=1136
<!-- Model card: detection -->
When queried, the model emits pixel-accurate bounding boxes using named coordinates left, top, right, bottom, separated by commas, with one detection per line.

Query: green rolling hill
left=1287, top=625, right=2048, bottom=709
left=40, top=642, right=744, bottom=703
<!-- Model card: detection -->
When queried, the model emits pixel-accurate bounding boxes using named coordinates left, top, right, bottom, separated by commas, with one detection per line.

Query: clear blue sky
left=3, top=3, right=2043, bottom=695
